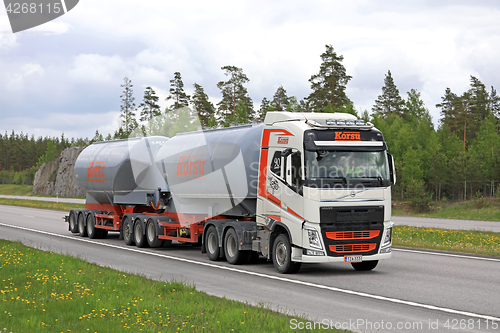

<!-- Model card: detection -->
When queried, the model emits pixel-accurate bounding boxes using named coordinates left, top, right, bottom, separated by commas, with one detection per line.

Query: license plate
left=344, top=255, right=362, bottom=263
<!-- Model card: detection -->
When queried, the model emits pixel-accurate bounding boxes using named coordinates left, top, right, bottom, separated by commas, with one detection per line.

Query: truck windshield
left=304, top=150, right=390, bottom=186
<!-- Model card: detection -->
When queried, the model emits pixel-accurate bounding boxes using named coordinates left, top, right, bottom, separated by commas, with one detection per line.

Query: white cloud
left=68, top=54, right=125, bottom=81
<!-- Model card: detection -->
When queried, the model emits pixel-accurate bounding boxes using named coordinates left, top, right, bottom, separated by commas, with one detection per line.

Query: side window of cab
left=270, top=151, right=282, bottom=177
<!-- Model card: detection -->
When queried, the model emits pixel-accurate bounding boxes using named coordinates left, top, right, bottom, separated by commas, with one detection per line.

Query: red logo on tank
left=87, top=162, right=106, bottom=181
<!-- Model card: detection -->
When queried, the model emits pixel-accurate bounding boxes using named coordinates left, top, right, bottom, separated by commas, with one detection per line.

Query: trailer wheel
left=69, top=210, right=79, bottom=233
left=205, top=226, right=220, bottom=261
left=351, top=260, right=378, bottom=271
left=224, top=228, right=249, bottom=265
left=272, top=234, right=301, bottom=274
left=122, top=216, right=134, bottom=245
left=77, top=212, right=87, bottom=237
left=146, top=219, right=163, bottom=248
left=134, top=218, right=149, bottom=248
left=86, top=213, right=98, bottom=239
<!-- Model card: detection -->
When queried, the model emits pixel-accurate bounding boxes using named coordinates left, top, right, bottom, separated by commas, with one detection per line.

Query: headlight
left=383, top=225, right=393, bottom=245
left=305, top=227, right=323, bottom=249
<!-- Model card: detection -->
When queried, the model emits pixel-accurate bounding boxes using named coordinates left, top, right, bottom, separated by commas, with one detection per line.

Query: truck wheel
left=134, top=218, right=149, bottom=248
left=205, top=226, right=220, bottom=261
left=272, top=234, right=301, bottom=274
left=77, top=212, right=87, bottom=237
left=146, top=219, right=163, bottom=248
left=86, top=213, right=98, bottom=239
left=69, top=210, right=79, bottom=233
left=224, top=228, right=249, bottom=265
left=351, top=260, right=378, bottom=271
left=122, top=216, right=134, bottom=245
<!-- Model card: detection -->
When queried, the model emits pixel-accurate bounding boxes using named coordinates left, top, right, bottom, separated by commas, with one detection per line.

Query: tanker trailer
left=65, top=111, right=396, bottom=274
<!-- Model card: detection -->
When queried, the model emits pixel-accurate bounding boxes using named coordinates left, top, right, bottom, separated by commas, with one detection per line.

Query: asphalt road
left=1, top=204, right=499, bottom=333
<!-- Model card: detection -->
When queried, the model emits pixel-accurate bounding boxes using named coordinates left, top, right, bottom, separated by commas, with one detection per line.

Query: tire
left=146, top=219, right=163, bottom=248
left=351, top=260, right=378, bottom=271
left=272, top=234, right=301, bottom=274
left=122, top=216, right=134, bottom=246
left=86, top=213, right=98, bottom=239
left=134, top=218, right=149, bottom=248
left=69, top=210, right=79, bottom=233
left=224, top=228, right=249, bottom=265
left=77, top=212, right=87, bottom=237
left=205, top=226, right=221, bottom=261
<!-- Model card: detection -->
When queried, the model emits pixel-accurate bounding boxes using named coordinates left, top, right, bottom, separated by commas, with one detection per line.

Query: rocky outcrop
left=32, top=147, right=86, bottom=197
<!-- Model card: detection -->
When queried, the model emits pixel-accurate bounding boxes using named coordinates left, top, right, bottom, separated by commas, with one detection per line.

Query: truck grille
left=326, top=230, right=380, bottom=240
left=329, top=243, right=377, bottom=253
left=320, top=206, right=384, bottom=257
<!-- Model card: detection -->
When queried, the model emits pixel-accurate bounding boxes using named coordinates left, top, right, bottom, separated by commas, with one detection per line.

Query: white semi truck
left=65, top=111, right=396, bottom=274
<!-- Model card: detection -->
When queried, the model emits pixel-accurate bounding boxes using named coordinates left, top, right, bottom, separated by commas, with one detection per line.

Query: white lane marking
left=23, top=215, right=35, bottom=218
left=394, top=248, right=500, bottom=262
left=1, top=222, right=500, bottom=323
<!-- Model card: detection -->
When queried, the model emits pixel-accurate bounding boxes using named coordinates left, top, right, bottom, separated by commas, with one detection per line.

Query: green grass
left=393, top=225, right=500, bottom=257
left=393, top=198, right=500, bottom=222
left=0, top=198, right=85, bottom=211
left=0, top=240, right=346, bottom=333
left=0, top=184, right=34, bottom=196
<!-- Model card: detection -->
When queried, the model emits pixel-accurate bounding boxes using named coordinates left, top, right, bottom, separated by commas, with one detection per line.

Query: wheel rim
left=78, top=215, right=84, bottom=232
left=275, top=241, right=287, bottom=267
left=87, top=216, right=93, bottom=234
left=124, top=220, right=131, bottom=240
left=147, top=222, right=155, bottom=242
left=226, top=233, right=237, bottom=258
left=207, top=231, right=217, bottom=254
left=69, top=214, right=76, bottom=230
left=134, top=224, right=141, bottom=243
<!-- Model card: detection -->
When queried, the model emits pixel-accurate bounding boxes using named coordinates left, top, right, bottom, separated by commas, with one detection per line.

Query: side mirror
left=387, top=152, right=396, bottom=185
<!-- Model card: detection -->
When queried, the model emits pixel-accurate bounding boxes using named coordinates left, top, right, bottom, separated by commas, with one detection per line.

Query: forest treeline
left=2, top=44, right=500, bottom=203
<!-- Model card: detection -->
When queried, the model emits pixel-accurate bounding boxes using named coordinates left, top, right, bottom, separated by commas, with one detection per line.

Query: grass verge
left=393, top=198, right=500, bottom=222
left=0, top=198, right=85, bottom=211
left=0, top=184, right=34, bottom=196
left=393, top=225, right=500, bottom=257
left=0, top=240, right=346, bottom=333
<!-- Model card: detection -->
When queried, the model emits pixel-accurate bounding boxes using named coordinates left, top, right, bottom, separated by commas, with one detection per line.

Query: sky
left=1, top=0, right=500, bottom=139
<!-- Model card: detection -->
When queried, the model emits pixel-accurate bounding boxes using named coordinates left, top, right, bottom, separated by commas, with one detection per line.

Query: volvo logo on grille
left=350, top=191, right=356, bottom=198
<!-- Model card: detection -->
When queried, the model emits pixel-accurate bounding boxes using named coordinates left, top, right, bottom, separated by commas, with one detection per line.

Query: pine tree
left=120, top=77, right=138, bottom=138
left=405, top=89, right=433, bottom=127
left=489, top=86, right=500, bottom=119
left=139, top=86, right=161, bottom=122
left=192, top=83, right=216, bottom=128
left=372, top=70, right=405, bottom=118
left=308, top=45, right=352, bottom=112
left=436, top=87, right=461, bottom=135
left=257, top=97, right=272, bottom=121
left=216, top=65, right=254, bottom=124
left=166, top=72, right=190, bottom=111
left=272, top=86, right=289, bottom=111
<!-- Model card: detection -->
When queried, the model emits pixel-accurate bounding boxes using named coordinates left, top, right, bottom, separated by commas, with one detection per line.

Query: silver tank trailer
left=156, top=123, right=263, bottom=218
left=75, top=125, right=263, bottom=220
left=75, top=136, right=169, bottom=205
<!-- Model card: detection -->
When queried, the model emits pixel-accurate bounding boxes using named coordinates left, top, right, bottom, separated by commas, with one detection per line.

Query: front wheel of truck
left=272, top=234, right=301, bottom=274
